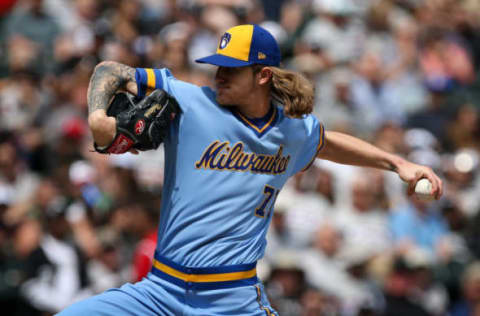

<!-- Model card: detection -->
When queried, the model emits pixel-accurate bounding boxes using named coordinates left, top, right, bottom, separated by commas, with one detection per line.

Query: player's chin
left=216, top=95, right=235, bottom=107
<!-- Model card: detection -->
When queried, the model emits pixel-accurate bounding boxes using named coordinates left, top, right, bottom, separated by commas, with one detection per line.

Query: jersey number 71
left=254, top=185, right=279, bottom=218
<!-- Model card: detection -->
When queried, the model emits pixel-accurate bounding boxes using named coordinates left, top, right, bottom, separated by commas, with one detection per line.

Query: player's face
left=214, top=66, right=256, bottom=106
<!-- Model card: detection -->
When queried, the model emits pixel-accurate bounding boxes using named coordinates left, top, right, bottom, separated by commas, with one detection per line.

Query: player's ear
left=257, top=67, right=273, bottom=86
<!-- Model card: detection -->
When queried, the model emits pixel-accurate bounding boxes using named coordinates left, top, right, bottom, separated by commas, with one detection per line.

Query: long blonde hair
left=269, top=67, right=314, bottom=118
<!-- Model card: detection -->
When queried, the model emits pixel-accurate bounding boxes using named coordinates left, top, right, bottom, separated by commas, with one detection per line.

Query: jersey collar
left=232, top=104, right=278, bottom=138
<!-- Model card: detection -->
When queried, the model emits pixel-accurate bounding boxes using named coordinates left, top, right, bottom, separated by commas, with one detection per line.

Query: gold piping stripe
left=153, top=260, right=256, bottom=283
left=255, top=285, right=273, bottom=316
left=146, top=68, right=156, bottom=95
left=236, top=107, right=277, bottom=134
left=301, top=123, right=325, bottom=172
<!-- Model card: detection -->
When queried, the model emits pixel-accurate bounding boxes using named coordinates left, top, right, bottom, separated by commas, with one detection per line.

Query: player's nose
left=215, top=67, right=229, bottom=83
left=215, top=68, right=224, bottom=82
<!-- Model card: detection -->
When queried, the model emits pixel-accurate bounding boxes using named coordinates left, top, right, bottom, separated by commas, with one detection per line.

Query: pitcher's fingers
left=407, top=178, right=417, bottom=196
left=407, top=172, right=424, bottom=196
left=423, top=172, right=443, bottom=200
left=433, top=175, right=443, bottom=199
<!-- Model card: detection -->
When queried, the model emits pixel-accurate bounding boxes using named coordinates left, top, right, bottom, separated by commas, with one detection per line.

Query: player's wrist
left=88, top=111, right=117, bottom=146
left=384, top=153, right=406, bottom=173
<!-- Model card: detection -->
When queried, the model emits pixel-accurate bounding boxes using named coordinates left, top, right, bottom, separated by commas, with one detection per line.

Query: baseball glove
left=94, top=89, right=179, bottom=154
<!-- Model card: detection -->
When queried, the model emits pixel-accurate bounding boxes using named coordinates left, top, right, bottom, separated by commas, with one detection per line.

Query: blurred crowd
left=1, top=0, right=480, bottom=315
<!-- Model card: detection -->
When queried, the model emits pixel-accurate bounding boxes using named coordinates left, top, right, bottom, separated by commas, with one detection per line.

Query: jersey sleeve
left=135, top=67, right=208, bottom=113
left=291, top=116, right=325, bottom=174
left=135, top=68, right=174, bottom=97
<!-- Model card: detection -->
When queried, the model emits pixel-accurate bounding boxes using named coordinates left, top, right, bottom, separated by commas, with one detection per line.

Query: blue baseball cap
left=195, top=24, right=281, bottom=67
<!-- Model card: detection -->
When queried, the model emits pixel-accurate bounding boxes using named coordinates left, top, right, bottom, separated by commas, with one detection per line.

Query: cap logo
left=258, top=52, right=266, bottom=60
left=219, top=32, right=231, bottom=49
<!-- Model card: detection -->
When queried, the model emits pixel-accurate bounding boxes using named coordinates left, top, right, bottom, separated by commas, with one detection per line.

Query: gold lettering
left=215, top=146, right=230, bottom=169
left=241, top=153, right=252, bottom=169
left=195, top=141, right=222, bottom=169
left=145, top=104, right=162, bottom=118
left=260, top=156, right=274, bottom=172
left=226, top=143, right=243, bottom=169
left=195, top=141, right=290, bottom=175
left=253, top=156, right=264, bottom=171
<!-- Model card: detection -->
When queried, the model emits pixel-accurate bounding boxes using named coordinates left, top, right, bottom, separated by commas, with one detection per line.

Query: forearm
left=317, top=131, right=406, bottom=173
left=87, top=112, right=116, bottom=146
left=87, top=61, right=137, bottom=114
left=87, top=61, right=137, bottom=146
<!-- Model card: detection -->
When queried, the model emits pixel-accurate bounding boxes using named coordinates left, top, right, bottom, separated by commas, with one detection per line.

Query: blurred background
left=1, top=0, right=480, bottom=315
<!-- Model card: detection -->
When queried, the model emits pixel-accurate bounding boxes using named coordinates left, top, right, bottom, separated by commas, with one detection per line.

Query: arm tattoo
left=87, top=62, right=135, bottom=114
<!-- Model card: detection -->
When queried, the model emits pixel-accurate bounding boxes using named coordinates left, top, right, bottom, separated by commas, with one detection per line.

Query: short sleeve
left=135, top=67, right=208, bottom=113
left=135, top=68, right=175, bottom=97
left=291, top=116, right=325, bottom=174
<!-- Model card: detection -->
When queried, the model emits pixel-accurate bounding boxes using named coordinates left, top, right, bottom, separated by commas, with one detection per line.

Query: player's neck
left=236, top=90, right=271, bottom=118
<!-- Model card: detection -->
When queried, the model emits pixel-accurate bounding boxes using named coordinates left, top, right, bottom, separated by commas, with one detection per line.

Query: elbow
left=93, top=60, right=117, bottom=74
left=88, top=112, right=116, bottom=146
left=88, top=110, right=108, bottom=132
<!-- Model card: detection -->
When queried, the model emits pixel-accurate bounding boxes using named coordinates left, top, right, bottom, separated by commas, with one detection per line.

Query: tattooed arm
left=87, top=61, right=137, bottom=146
left=317, top=131, right=443, bottom=199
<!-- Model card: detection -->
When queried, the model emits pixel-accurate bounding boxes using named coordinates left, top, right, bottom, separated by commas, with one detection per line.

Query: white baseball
left=414, top=178, right=434, bottom=201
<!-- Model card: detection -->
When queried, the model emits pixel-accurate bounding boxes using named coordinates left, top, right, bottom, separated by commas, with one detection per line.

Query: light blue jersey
left=135, top=68, right=325, bottom=268
left=59, top=24, right=323, bottom=316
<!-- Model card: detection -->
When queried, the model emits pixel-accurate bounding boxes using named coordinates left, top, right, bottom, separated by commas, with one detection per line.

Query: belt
left=151, top=251, right=258, bottom=290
